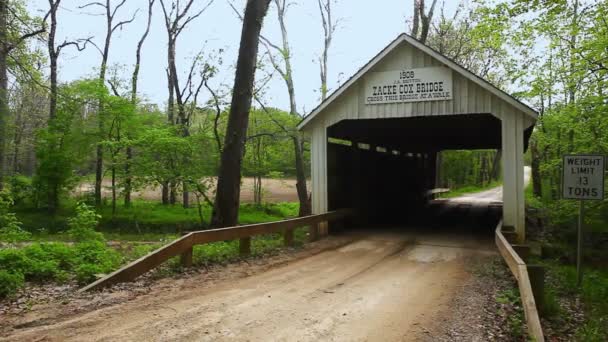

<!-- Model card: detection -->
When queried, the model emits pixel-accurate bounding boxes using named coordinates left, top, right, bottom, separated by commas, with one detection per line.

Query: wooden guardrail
left=424, top=188, right=450, bottom=198
left=81, top=209, right=353, bottom=292
left=495, top=221, right=545, bottom=342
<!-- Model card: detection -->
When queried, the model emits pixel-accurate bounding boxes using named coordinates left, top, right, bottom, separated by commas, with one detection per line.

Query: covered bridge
left=297, top=33, right=537, bottom=242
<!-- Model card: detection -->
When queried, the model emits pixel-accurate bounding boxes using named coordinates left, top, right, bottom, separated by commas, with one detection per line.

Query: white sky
left=27, top=0, right=461, bottom=114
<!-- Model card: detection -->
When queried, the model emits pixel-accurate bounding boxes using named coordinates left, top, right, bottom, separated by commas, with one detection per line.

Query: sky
left=27, top=0, right=461, bottom=114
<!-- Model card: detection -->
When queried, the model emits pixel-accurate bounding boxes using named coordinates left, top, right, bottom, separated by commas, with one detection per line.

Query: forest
left=0, top=0, right=607, bottom=340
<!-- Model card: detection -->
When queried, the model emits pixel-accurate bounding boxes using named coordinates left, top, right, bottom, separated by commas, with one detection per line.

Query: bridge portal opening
left=326, top=114, right=529, bottom=225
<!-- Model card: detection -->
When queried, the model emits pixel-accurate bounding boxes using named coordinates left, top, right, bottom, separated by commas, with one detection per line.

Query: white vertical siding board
left=516, top=112, right=526, bottom=240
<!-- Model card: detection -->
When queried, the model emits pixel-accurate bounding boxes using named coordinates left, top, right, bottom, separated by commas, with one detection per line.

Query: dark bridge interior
left=326, top=114, right=532, bottom=226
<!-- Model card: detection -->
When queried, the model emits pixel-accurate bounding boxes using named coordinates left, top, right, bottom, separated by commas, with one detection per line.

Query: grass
left=438, top=180, right=501, bottom=199
left=15, top=200, right=300, bottom=237
left=2, top=200, right=308, bottom=297
left=534, top=260, right=608, bottom=341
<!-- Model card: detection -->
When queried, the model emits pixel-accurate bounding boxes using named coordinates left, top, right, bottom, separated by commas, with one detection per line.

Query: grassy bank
left=14, top=201, right=299, bottom=236
left=2, top=200, right=303, bottom=298
left=525, top=182, right=607, bottom=341
left=439, top=180, right=501, bottom=199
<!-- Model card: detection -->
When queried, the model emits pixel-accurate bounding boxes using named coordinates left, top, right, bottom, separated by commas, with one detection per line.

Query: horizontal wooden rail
left=81, top=209, right=353, bottom=292
left=424, top=188, right=450, bottom=197
left=495, top=221, right=545, bottom=342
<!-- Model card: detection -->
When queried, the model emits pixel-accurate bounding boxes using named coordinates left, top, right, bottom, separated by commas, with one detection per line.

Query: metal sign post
left=562, top=155, right=605, bottom=286
left=577, top=200, right=584, bottom=286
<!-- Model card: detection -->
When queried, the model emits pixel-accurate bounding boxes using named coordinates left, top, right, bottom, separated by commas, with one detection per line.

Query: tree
left=228, top=0, right=311, bottom=216
left=35, top=80, right=103, bottom=213
left=317, top=0, right=338, bottom=101
left=410, top=0, right=438, bottom=44
left=211, top=0, right=272, bottom=228
left=0, top=0, right=45, bottom=190
left=80, top=0, right=137, bottom=207
left=262, top=0, right=311, bottom=216
left=159, top=0, right=214, bottom=207
left=45, top=0, right=91, bottom=212
left=124, top=0, right=155, bottom=207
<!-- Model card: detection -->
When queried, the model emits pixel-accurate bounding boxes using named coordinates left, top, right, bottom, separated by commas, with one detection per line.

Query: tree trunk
left=169, top=181, right=177, bottom=204
left=111, top=165, right=116, bottom=216
left=490, top=149, right=501, bottom=180
left=47, top=0, right=61, bottom=212
left=0, top=0, right=6, bottom=191
left=272, top=0, right=311, bottom=217
left=435, top=151, right=443, bottom=188
left=182, top=182, right=189, bottom=208
left=211, top=0, right=271, bottom=228
left=124, top=146, right=133, bottom=207
left=294, top=135, right=311, bottom=216
left=162, top=182, right=169, bottom=205
left=530, top=140, right=542, bottom=198
left=411, top=0, right=420, bottom=38
left=48, top=2, right=59, bottom=121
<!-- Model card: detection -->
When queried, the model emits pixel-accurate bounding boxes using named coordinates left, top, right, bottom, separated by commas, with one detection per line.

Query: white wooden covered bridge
left=298, top=33, right=537, bottom=242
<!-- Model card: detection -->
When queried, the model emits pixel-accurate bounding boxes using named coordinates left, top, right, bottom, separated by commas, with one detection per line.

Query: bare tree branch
left=111, top=9, right=139, bottom=34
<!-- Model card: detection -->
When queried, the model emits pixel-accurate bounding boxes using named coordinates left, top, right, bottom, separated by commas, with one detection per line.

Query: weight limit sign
left=562, top=155, right=605, bottom=200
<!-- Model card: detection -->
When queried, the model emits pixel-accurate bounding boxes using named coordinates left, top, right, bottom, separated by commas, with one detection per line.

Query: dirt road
left=445, top=166, right=531, bottom=204
left=3, top=228, right=495, bottom=342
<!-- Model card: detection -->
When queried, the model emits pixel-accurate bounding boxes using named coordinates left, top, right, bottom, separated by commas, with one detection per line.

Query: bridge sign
left=562, top=155, right=605, bottom=200
left=562, top=154, right=605, bottom=287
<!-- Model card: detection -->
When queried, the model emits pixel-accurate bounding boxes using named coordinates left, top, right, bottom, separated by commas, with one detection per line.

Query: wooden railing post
left=239, top=237, right=251, bottom=256
left=502, top=230, right=518, bottom=244
left=527, top=264, right=545, bottom=313
left=180, top=247, right=193, bottom=268
left=318, top=221, right=328, bottom=237
left=180, top=232, right=193, bottom=268
left=512, top=244, right=530, bottom=262
left=284, top=229, right=294, bottom=247
left=309, top=223, right=319, bottom=242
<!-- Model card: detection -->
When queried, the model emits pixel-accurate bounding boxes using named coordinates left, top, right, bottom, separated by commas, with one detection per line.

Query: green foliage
left=439, top=181, right=501, bottom=199
left=67, top=203, right=104, bottom=242
left=540, top=262, right=608, bottom=341
left=495, top=287, right=525, bottom=338
left=0, top=191, right=30, bottom=243
left=7, top=175, right=34, bottom=206
left=0, top=202, right=125, bottom=296
left=242, top=108, right=300, bottom=179
left=541, top=288, right=561, bottom=318
left=74, top=263, right=105, bottom=285
left=193, top=241, right=239, bottom=265
left=0, top=271, right=24, bottom=298
left=34, top=80, right=104, bottom=211
left=0, top=240, right=122, bottom=293
left=574, top=317, right=606, bottom=342
left=439, top=150, right=501, bottom=190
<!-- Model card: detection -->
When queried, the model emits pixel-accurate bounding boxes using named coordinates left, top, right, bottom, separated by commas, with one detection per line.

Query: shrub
left=22, top=244, right=61, bottom=281
left=40, top=242, right=76, bottom=269
left=67, top=202, right=104, bottom=242
left=74, top=263, right=104, bottom=284
left=0, top=191, right=30, bottom=243
left=0, top=270, right=24, bottom=298
left=0, top=248, right=31, bottom=274
left=73, top=241, right=121, bottom=273
left=8, top=175, right=34, bottom=206
left=0, top=240, right=122, bottom=290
